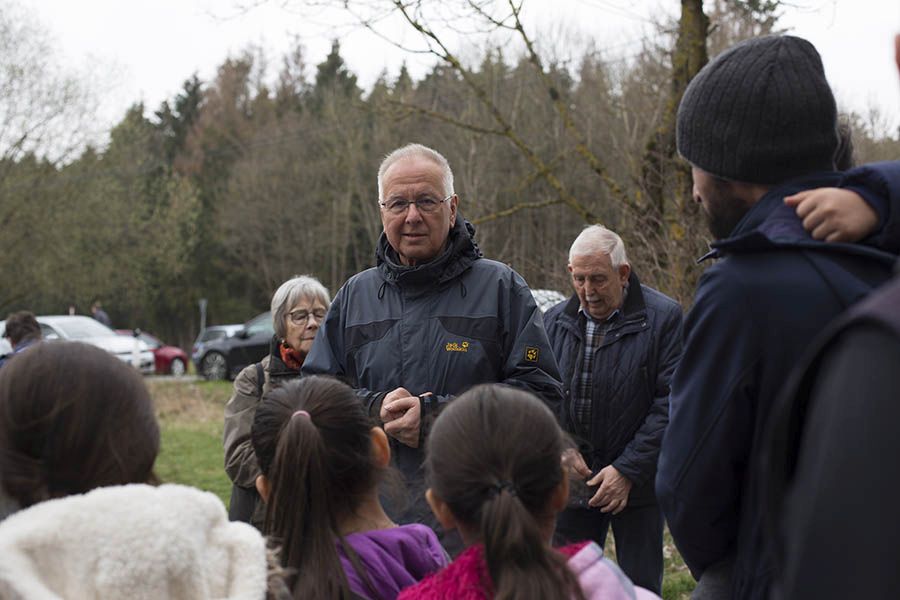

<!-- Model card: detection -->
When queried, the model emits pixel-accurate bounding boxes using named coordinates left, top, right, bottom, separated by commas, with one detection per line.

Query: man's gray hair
left=270, top=275, right=331, bottom=340
left=568, top=225, right=629, bottom=268
left=377, top=143, right=455, bottom=201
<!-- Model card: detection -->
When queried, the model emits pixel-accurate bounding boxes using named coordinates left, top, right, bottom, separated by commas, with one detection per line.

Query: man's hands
left=562, top=451, right=632, bottom=515
left=380, top=387, right=424, bottom=448
left=561, top=448, right=592, bottom=479
left=587, top=465, right=632, bottom=515
left=786, top=187, right=878, bottom=243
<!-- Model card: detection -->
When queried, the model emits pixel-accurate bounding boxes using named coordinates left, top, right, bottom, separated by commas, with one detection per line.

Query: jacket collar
left=266, top=336, right=300, bottom=376
left=375, top=214, right=482, bottom=287
left=562, top=270, right=647, bottom=322
left=699, top=171, right=893, bottom=266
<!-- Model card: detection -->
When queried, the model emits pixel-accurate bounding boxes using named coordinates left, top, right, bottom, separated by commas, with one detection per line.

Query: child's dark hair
left=426, top=385, right=585, bottom=600
left=250, top=376, right=383, bottom=599
left=0, top=341, right=159, bottom=507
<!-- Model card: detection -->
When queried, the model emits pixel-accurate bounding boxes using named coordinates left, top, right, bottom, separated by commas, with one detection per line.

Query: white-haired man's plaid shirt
left=573, top=303, right=623, bottom=436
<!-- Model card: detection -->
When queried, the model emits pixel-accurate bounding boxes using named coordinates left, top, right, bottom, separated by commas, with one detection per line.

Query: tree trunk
left=641, top=0, right=709, bottom=222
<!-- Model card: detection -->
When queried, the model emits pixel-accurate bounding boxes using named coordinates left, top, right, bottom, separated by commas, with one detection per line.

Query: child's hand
left=785, top=187, right=878, bottom=243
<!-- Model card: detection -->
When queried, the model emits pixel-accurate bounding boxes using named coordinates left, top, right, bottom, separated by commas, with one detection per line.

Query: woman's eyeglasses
left=288, top=309, right=326, bottom=324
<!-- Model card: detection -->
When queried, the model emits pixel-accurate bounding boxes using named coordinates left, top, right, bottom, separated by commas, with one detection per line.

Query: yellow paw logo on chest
left=445, top=341, right=470, bottom=352
left=525, top=346, right=539, bottom=362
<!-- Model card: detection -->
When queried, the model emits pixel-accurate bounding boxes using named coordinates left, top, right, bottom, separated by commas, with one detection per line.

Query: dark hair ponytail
left=426, top=385, right=585, bottom=600
left=251, top=376, right=382, bottom=599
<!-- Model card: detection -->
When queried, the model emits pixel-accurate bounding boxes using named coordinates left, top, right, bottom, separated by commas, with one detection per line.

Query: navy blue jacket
left=544, top=273, right=683, bottom=502
left=656, top=171, right=897, bottom=600
left=842, top=161, right=900, bottom=253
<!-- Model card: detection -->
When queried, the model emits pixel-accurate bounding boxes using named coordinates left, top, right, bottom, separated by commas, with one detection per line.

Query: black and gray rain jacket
left=302, top=216, right=564, bottom=486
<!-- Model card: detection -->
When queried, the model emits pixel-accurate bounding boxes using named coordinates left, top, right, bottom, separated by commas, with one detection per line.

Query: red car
left=116, top=330, right=189, bottom=376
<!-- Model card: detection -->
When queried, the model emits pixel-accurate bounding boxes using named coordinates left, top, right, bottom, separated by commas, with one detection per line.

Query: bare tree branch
left=472, top=197, right=563, bottom=225
left=504, top=0, right=635, bottom=211
left=385, top=99, right=509, bottom=135
left=389, top=0, right=600, bottom=222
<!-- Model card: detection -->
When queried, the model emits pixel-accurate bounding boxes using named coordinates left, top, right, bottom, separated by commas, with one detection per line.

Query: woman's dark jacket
left=223, top=337, right=300, bottom=526
left=543, top=273, right=683, bottom=503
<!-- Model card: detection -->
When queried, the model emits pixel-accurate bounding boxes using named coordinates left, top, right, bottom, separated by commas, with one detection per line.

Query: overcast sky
left=27, top=0, right=900, bottom=136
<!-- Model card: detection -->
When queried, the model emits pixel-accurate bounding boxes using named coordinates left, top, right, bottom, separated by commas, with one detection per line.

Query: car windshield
left=200, top=329, right=226, bottom=342
left=245, top=313, right=274, bottom=336
left=51, top=318, right=116, bottom=339
left=139, top=333, right=161, bottom=348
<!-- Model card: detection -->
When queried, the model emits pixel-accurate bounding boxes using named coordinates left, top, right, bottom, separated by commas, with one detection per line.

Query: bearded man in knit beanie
left=655, top=35, right=899, bottom=600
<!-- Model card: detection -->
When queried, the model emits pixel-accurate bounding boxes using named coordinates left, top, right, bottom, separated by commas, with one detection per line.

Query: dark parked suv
left=196, top=312, right=273, bottom=380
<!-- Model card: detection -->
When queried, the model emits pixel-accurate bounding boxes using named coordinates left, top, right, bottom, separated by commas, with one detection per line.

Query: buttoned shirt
left=573, top=289, right=627, bottom=435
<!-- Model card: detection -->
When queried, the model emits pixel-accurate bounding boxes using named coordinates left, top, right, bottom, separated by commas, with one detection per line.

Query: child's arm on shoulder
left=787, top=161, right=900, bottom=250
left=785, top=187, right=877, bottom=243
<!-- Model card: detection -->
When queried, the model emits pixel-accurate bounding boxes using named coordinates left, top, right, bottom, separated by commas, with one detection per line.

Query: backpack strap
left=255, top=362, right=265, bottom=400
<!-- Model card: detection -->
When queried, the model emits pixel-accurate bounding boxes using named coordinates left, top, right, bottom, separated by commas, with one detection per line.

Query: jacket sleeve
left=301, top=284, right=388, bottom=419
left=498, top=273, right=565, bottom=417
left=612, top=301, right=683, bottom=487
left=542, top=305, right=572, bottom=427
left=656, top=265, right=760, bottom=579
left=223, top=364, right=262, bottom=488
left=840, top=160, right=900, bottom=254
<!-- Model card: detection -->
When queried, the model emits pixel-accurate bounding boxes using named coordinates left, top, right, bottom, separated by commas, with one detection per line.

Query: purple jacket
left=338, top=524, right=448, bottom=599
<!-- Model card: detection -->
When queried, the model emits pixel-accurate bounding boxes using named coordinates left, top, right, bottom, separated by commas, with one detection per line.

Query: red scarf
left=279, top=342, right=305, bottom=371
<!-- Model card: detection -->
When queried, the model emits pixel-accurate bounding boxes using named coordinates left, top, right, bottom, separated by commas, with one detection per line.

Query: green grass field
left=148, top=378, right=695, bottom=599
left=151, top=378, right=233, bottom=506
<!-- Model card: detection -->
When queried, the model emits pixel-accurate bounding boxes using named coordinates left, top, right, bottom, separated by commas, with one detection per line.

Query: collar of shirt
left=577, top=284, right=628, bottom=326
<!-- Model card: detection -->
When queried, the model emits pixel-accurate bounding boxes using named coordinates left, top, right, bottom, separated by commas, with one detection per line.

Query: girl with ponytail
left=398, top=385, right=659, bottom=600
left=250, top=376, right=448, bottom=600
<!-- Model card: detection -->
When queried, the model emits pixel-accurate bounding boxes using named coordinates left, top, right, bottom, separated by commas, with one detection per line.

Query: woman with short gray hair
left=223, top=275, right=330, bottom=527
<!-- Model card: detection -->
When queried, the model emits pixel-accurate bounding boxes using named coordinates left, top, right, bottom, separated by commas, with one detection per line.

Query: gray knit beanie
left=676, top=35, right=839, bottom=185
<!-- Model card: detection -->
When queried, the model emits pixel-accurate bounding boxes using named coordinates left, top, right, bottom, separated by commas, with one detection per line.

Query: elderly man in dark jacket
left=656, top=35, right=898, bottom=600
left=303, top=143, right=564, bottom=547
left=543, top=225, right=682, bottom=594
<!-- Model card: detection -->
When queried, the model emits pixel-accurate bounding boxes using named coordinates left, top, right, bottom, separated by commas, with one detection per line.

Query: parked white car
left=0, top=322, right=10, bottom=356
left=530, top=289, right=568, bottom=313
left=35, top=316, right=156, bottom=374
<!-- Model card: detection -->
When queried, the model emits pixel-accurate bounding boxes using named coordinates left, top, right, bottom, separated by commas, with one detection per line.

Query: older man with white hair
left=544, top=225, right=682, bottom=594
left=303, top=143, right=563, bottom=547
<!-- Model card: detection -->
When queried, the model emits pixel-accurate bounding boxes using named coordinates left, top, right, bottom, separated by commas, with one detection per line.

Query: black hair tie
left=490, top=480, right=517, bottom=498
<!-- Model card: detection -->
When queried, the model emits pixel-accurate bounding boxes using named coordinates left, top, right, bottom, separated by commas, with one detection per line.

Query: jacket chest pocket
left=345, top=319, right=399, bottom=386
left=437, top=315, right=503, bottom=383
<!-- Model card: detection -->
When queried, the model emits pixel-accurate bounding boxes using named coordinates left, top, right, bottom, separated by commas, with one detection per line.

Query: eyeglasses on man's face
left=379, top=194, right=452, bottom=215
left=288, top=308, right=327, bottom=324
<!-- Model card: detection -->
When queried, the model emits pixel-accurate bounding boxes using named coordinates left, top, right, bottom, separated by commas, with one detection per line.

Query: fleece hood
left=339, top=524, right=448, bottom=599
left=0, top=484, right=268, bottom=600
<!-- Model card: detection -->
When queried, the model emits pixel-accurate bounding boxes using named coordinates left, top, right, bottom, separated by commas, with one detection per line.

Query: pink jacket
left=398, top=541, right=661, bottom=600
left=568, top=542, right=661, bottom=600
